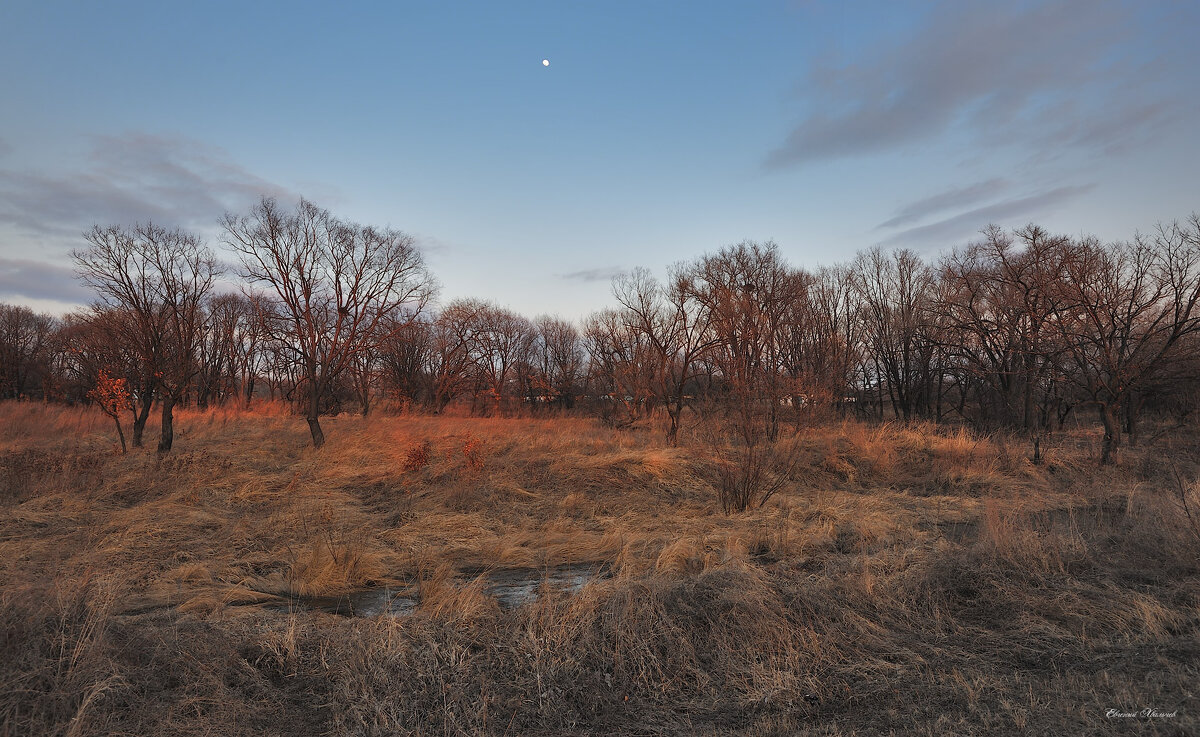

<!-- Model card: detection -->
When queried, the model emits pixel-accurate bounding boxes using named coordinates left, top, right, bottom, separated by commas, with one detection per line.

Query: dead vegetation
left=1, top=402, right=1198, bottom=735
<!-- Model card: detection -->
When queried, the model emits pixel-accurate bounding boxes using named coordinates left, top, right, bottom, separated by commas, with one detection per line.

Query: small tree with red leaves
left=89, top=370, right=132, bottom=454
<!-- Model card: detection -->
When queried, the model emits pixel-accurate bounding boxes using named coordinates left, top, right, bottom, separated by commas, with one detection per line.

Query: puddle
left=475, top=562, right=608, bottom=609
left=265, top=588, right=419, bottom=618
left=265, top=562, right=608, bottom=617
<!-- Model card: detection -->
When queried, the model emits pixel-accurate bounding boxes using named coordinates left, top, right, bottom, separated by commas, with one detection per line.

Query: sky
left=1, top=0, right=1197, bottom=321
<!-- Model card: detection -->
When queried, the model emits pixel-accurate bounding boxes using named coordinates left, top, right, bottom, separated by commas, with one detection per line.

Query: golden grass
left=1, top=400, right=1198, bottom=734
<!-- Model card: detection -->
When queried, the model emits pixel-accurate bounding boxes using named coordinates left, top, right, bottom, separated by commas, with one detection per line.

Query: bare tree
left=193, top=292, right=270, bottom=408
left=687, top=241, right=801, bottom=511
left=852, top=247, right=938, bottom=421
left=56, top=308, right=144, bottom=418
left=427, top=299, right=488, bottom=412
left=74, top=223, right=219, bottom=452
left=72, top=231, right=161, bottom=447
left=776, top=266, right=865, bottom=423
left=612, top=267, right=716, bottom=443
left=584, top=308, right=660, bottom=427
left=222, top=198, right=435, bottom=447
left=809, top=265, right=864, bottom=412
left=934, top=225, right=1073, bottom=461
left=1050, top=219, right=1200, bottom=463
left=689, top=240, right=797, bottom=439
left=378, top=314, right=433, bottom=407
left=0, top=305, right=56, bottom=400
left=533, top=316, right=584, bottom=409
left=232, top=292, right=271, bottom=407
left=197, top=294, right=237, bottom=407
left=473, top=304, right=534, bottom=415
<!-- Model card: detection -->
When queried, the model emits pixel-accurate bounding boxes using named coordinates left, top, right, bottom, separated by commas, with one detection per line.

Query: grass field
left=1, top=402, right=1197, bottom=735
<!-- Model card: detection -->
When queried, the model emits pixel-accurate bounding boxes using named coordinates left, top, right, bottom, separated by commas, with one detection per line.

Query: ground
left=1, top=402, right=1197, bottom=735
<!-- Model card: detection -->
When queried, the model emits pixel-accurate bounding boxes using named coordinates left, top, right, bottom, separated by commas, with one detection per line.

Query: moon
left=542, top=59, right=550, bottom=67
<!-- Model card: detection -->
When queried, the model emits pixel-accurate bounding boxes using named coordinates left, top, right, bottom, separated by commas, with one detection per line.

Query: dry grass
left=1, top=401, right=1198, bottom=735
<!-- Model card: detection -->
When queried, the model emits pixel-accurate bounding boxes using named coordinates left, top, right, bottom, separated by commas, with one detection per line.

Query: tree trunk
left=1099, top=403, right=1120, bottom=465
left=1124, top=396, right=1141, bottom=447
left=307, top=387, right=325, bottom=448
left=113, top=416, right=127, bottom=454
left=132, top=392, right=153, bottom=448
left=157, top=394, right=176, bottom=454
left=1023, top=370, right=1035, bottom=431
left=936, top=369, right=945, bottom=421
left=307, top=415, right=325, bottom=448
left=1058, top=403, right=1071, bottom=429
left=666, top=402, right=681, bottom=446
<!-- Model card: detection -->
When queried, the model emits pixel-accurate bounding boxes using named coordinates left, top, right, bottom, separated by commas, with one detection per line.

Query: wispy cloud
left=881, top=184, right=1095, bottom=248
left=0, top=258, right=92, bottom=304
left=0, top=132, right=299, bottom=242
left=877, top=178, right=1009, bottom=229
left=559, top=267, right=627, bottom=283
left=767, top=1, right=1187, bottom=169
left=0, top=132, right=305, bottom=308
left=414, top=234, right=456, bottom=255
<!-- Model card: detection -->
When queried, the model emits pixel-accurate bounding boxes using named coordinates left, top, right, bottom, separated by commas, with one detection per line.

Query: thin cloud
left=0, top=258, right=92, bottom=304
left=0, top=133, right=303, bottom=309
left=877, top=178, right=1009, bottom=230
left=0, top=132, right=299, bottom=241
left=881, top=184, right=1095, bottom=248
left=560, top=267, right=627, bottom=283
left=767, top=1, right=1186, bottom=168
left=414, top=234, right=456, bottom=255
left=1032, top=98, right=1180, bottom=155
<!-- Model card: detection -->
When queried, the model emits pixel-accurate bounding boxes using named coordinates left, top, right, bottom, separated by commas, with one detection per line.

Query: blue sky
left=1, top=0, right=1197, bottom=320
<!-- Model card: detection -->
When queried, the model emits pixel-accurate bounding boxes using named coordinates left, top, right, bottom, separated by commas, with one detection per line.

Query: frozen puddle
left=266, top=562, right=607, bottom=617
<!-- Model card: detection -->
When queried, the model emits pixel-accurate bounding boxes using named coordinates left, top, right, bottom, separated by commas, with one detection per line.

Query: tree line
left=2, top=198, right=1199, bottom=466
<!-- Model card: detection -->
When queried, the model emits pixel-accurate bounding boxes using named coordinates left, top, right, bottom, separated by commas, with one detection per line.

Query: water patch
left=475, top=562, right=608, bottom=609
left=265, top=588, right=418, bottom=618
left=264, top=562, right=608, bottom=617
